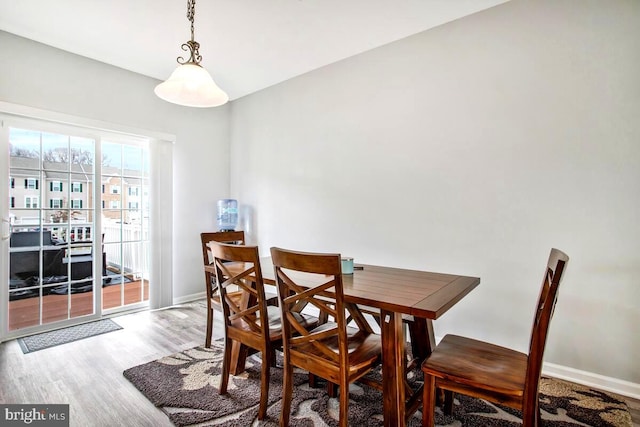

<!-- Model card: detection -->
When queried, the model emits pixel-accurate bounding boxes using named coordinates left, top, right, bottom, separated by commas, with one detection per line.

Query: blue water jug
left=217, top=199, right=238, bottom=231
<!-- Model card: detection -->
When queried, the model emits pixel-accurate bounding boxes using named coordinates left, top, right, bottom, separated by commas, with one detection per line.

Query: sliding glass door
left=3, top=121, right=150, bottom=337
left=100, top=140, right=150, bottom=311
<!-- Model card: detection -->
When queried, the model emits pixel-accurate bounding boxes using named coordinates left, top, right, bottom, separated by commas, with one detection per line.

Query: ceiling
left=0, top=0, right=508, bottom=101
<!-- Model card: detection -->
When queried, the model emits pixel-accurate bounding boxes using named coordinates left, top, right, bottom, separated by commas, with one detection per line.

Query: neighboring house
left=8, top=156, right=148, bottom=245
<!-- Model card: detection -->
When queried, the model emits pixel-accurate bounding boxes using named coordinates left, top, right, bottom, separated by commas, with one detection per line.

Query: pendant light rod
left=178, top=0, right=202, bottom=65
left=154, top=0, right=229, bottom=108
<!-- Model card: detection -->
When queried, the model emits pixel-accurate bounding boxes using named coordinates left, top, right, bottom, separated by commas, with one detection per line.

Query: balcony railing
left=102, top=220, right=149, bottom=279
left=9, top=219, right=148, bottom=280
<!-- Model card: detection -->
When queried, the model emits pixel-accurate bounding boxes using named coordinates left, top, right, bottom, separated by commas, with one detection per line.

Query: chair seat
left=265, top=306, right=319, bottom=335
left=229, top=305, right=319, bottom=340
left=211, top=290, right=244, bottom=310
left=422, top=334, right=527, bottom=397
left=292, top=322, right=382, bottom=373
left=211, top=290, right=277, bottom=308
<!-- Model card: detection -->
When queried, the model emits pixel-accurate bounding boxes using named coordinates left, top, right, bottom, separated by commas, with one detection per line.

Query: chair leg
left=205, top=308, right=214, bottom=348
left=280, top=360, right=293, bottom=426
left=308, top=372, right=318, bottom=388
left=269, top=347, right=277, bottom=367
left=219, top=337, right=232, bottom=394
left=422, top=375, right=436, bottom=427
left=318, top=308, right=331, bottom=324
left=443, top=390, right=454, bottom=415
left=327, top=382, right=338, bottom=398
left=521, top=398, right=540, bottom=427
left=536, top=405, right=542, bottom=427
left=339, top=380, right=349, bottom=427
left=258, top=347, right=271, bottom=420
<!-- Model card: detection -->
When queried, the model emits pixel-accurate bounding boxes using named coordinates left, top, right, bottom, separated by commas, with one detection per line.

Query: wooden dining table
left=205, top=255, right=480, bottom=427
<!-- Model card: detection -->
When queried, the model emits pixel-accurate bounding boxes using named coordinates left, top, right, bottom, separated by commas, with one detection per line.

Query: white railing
left=10, top=216, right=91, bottom=243
left=10, top=218, right=149, bottom=279
left=102, top=221, right=149, bottom=279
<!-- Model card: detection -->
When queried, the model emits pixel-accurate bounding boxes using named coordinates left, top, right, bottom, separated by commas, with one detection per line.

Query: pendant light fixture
left=155, top=0, right=229, bottom=108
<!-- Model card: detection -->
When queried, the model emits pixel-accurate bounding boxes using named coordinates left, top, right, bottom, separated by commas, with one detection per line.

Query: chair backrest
left=523, top=248, right=569, bottom=411
left=209, top=241, right=270, bottom=343
left=201, top=231, right=246, bottom=266
left=200, top=231, right=246, bottom=300
left=271, top=247, right=350, bottom=366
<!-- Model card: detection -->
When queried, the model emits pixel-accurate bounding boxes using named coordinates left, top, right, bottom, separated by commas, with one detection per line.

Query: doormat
left=17, top=319, right=123, bottom=354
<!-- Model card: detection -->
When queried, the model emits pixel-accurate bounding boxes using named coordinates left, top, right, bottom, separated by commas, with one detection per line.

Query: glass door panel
left=7, top=127, right=97, bottom=332
left=100, top=140, right=149, bottom=311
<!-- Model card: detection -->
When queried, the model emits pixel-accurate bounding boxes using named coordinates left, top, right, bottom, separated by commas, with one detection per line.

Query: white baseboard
left=173, top=291, right=206, bottom=305
left=543, top=362, right=640, bottom=400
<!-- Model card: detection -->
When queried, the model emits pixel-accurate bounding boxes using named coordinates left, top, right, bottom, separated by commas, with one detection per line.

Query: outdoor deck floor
left=8, top=280, right=148, bottom=331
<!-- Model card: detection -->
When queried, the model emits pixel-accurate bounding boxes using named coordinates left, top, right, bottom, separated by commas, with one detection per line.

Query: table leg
left=381, top=309, right=406, bottom=427
left=408, top=317, right=436, bottom=362
left=405, top=317, right=436, bottom=417
left=229, top=341, right=249, bottom=375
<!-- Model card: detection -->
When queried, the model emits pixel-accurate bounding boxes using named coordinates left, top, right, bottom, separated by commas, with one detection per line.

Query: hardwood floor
left=0, top=300, right=638, bottom=427
left=630, top=400, right=640, bottom=427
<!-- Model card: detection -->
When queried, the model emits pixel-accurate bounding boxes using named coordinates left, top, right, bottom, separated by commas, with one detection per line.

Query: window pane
left=42, top=132, right=69, bottom=172
left=70, top=136, right=95, bottom=167
left=42, top=291, right=70, bottom=324
left=102, top=141, right=122, bottom=172
left=123, top=144, right=143, bottom=177
left=102, top=211, right=122, bottom=243
left=121, top=217, right=142, bottom=242
left=103, top=243, right=121, bottom=272
left=9, top=291, right=41, bottom=330
left=70, top=285, right=94, bottom=318
left=44, top=209, right=68, bottom=226
left=69, top=221, right=93, bottom=242
left=9, top=128, right=41, bottom=168
left=9, top=209, right=41, bottom=233
left=48, top=225, right=70, bottom=244
left=25, top=196, right=40, bottom=209
left=122, top=242, right=143, bottom=280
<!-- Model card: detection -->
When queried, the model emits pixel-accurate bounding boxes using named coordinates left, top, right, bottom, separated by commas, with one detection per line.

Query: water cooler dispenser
left=217, top=199, right=238, bottom=231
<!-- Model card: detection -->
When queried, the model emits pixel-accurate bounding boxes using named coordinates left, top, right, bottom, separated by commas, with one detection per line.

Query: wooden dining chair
left=200, top=231, right=247, bottom=348
left=210, top=241, right=301, bottom=420
left=271, top=247, right=383, bottom=427
left=421, top=248, right=569, bottom=427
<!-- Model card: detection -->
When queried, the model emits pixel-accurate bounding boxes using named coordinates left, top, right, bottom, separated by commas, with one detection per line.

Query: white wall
left=230, top=0, right=640, bottom=388
left=0, top=31, right=230, bottom=300
left=1, top=0, right=638, bottom=392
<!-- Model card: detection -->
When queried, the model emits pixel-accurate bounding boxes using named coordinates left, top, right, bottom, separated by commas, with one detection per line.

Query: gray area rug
left=123, top=342, right=632, bottom=426
left=18, top=319, right=122, bottom=353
